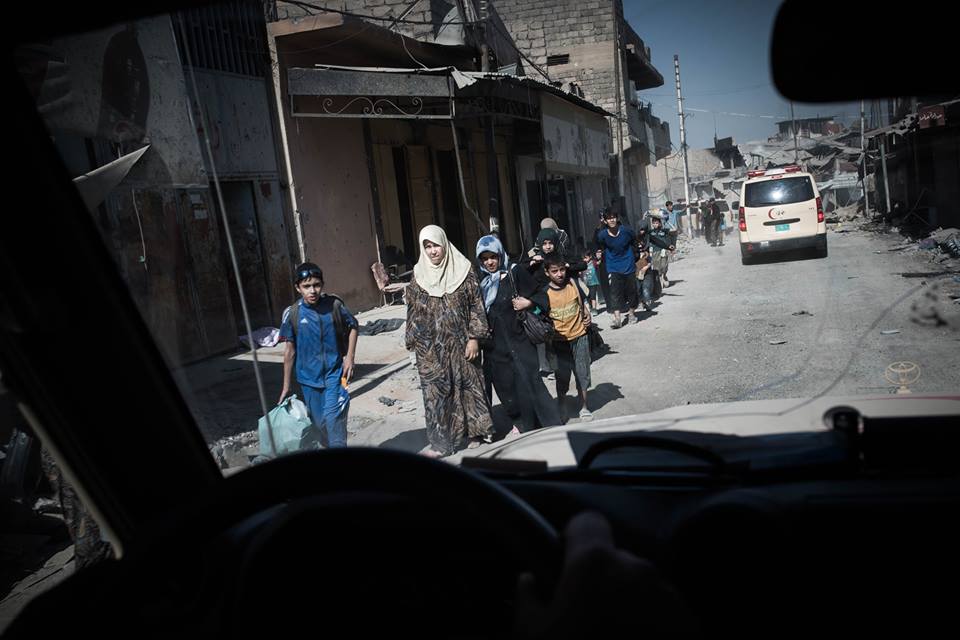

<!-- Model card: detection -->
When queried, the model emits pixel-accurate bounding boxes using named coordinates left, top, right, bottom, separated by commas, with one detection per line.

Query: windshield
left=4, top=0, right=960, bottom=625
left=745, top=176, right=815, bottom=206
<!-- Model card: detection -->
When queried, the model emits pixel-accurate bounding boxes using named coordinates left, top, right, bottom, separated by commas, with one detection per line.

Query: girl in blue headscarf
left=475, top=235, right=560, bottom=435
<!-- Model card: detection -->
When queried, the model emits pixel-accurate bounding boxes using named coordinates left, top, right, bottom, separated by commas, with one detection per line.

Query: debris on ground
left=792, top=310, right=814, bottom=316
left=239, top=327, right=280, bottom=349
left=210, top=430, right=258, bottom=469
left=768, top=339, right=787, bottom=345
left=880, top=329, right=901, bottom=335
left=378, top=396, right=398, bottom=407
left=901, top=271, right=959, bottom=279
left=359, top=319, right=406, bottom=336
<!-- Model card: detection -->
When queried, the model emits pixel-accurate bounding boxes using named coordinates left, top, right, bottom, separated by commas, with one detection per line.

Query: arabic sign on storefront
left=918, top=106, right=945, bottom=129
left=541, top=94, right=611, bottom=176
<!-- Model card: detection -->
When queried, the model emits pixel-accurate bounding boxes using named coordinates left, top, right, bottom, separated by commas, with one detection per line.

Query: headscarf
left=413, top=225, right=473, bottom=298
left=536, top=228, right=559, bottom=252
left=475, top=235, right=509, bottom=312
left=540, top=217, right=558, bottom=230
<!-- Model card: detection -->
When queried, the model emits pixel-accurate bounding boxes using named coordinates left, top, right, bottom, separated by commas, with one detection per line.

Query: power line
left=642, top=83, right=771, bottom=98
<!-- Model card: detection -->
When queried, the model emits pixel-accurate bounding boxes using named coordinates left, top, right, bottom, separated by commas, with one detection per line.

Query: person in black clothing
left=476, top=235, right=561, bottom=435
left=525, top=228, right=588, bottom=286
left=705, top=198, right=723, bottom=246
left=699, top=201, right=710, bottom=240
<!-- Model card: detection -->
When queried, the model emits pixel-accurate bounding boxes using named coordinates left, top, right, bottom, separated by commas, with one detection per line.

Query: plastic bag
left=258, top=395, right=313, bottom=458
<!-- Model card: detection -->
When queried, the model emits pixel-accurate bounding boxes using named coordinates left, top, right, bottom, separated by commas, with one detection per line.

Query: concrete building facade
left=496, top=0, right=669, bottom=232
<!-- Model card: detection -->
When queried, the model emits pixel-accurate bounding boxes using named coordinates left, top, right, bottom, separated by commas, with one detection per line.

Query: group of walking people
left=275, top=203, right=686, bottom=459
left=590, top=205, right=678, bottom=328
left=405, top=223, right=598, bottom=457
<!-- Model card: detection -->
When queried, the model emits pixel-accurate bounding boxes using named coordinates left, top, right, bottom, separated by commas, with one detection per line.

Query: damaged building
left=268, top=0, right=658, bottom=310
left=645, top=139, right=745, bottom=211
left=15, top=0, right=672, bottom=365
left=861, top=97, right=960, bottom=229
left=16, top=1, right=296, bottom=365
left=495, top=0, right=671, bottom=230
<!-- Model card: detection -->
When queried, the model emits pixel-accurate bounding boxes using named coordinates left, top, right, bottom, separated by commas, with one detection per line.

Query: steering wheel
left=122, top=448, right=561, bottom=637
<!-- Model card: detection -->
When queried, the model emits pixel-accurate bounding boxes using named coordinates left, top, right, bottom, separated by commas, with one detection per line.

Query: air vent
left=546, top=54, right=570, bottom=66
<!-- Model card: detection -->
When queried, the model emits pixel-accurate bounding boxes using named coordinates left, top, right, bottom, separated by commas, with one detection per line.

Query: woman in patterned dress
left=405, top=225, right=494, bottom=457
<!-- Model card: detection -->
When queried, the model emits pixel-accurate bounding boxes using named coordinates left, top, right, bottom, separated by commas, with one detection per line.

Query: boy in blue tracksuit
left=279, top=262, right=359, bottom=448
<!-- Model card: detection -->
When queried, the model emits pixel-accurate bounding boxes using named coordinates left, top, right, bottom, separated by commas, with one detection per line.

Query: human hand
left=583, top=309, right=592, bottom=328
left=465, top=338, right=480, bottom=362
left=342, top=355, right=355, bottom=382
left=513, top=296, right=533, bottom=311
left=278, top=387, right=290, bottom=405
left=514, top=512, right=696, bottom=639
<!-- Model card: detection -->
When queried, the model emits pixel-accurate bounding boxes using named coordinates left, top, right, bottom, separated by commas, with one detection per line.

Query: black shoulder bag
left=507, top=266, right=555, bottom=345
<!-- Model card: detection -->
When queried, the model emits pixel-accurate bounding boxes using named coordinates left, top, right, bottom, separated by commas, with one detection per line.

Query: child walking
left=534, top=254, right=594, bottom=423
left=278, top=262, right=359, bottom=448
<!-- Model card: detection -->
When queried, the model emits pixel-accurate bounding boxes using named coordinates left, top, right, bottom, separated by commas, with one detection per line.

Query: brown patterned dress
left=405, top=270, right=494, bottom=455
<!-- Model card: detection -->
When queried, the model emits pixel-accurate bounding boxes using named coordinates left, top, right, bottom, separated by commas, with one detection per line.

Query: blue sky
left=625, top=0, right=859, bottom=150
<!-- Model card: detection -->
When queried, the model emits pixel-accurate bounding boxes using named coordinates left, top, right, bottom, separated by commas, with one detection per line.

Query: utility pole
left=790, top=100, right=799, bottom=164
left=478, top=0, right=501, bottom=234
left=614, top=27, right=627, bottom=217
left=880, top=135, right=892, bottom=215
left=860, top=100, right=870, bottom=216
left=674, top=55, right=691, bottom=235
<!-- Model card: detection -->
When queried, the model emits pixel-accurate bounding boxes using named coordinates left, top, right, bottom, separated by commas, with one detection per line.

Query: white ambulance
left=737, top=165, right=827, bottom=264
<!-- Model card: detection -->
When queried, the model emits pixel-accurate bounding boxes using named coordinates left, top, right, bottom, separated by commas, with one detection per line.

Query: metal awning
left=287, top=67, right=456, bottom=120
left=285, top=65, right=614, bottom=122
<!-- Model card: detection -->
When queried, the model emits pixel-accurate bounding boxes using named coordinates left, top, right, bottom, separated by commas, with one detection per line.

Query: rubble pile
left=209, top=430, right=258, bottom=470
left=825, top=203, right=861, bottom=224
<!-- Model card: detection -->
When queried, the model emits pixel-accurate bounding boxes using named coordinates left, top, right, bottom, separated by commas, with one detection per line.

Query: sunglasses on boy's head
left=297, top=268, right=323, bottom=281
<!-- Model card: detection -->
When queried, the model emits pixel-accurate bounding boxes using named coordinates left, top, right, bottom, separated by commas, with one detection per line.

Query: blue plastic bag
left=258, top=395, right=313, bottom=458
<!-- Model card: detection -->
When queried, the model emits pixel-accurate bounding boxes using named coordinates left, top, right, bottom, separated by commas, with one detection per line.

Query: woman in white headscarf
left=405, top=225, right=494, bottom=457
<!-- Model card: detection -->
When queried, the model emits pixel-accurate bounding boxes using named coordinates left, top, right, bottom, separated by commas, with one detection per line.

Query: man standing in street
left=594, top=208, right=638, bottom=329
left=705, top=198, right=723, bottom=247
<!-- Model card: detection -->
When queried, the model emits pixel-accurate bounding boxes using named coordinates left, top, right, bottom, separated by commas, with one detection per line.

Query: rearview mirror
left=771, top=0, right=958, bottom=101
